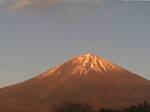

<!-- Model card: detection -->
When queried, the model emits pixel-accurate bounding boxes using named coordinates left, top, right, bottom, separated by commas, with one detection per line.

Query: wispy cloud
left=9, top=0, right=60, bottom=11
left=8, top=0, right=104, bottom=11
left=5, top=0, right=121, bottom=21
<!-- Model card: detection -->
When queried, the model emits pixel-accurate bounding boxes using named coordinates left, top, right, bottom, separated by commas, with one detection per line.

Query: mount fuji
left=0, top=53, right=150, bottom=112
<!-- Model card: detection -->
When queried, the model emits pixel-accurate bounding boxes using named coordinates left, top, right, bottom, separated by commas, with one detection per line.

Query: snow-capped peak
left=41, top=53, right=123, bottom=77
left=71, top=53, right=122, bottom=75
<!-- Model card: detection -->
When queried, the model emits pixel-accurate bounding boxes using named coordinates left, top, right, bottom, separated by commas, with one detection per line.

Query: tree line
left=53, top=101, right=150, bottom=112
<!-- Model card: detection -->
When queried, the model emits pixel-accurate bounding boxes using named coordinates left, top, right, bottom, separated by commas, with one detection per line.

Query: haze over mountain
left=0, top=53, right=150, bottom=112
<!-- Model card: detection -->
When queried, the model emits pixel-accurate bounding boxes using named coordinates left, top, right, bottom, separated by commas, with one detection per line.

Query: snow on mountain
left=42, top=53, right=123, bottom=77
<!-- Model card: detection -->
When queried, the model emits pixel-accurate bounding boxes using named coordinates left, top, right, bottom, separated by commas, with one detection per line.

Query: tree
left=100, top=108, right=115, bottom=112
left=53, top=101, right=92, bottom=112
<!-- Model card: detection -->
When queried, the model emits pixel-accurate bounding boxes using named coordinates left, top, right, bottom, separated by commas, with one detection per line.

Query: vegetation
left=54, top=101, right=150, bottom=112
left=100, top=101, right=150, bottom=112
left=54, top=102, right=92, bottom=112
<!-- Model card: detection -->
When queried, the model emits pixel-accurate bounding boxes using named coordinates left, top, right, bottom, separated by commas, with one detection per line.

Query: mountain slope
left=0, top=53, right=150, bottom=112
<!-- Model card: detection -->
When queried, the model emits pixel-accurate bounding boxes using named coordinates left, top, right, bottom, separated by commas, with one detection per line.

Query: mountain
left=0, top=53, right=150, bottom=112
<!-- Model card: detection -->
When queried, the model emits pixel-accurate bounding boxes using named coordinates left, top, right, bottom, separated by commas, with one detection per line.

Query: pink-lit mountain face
left=0, top=53, right=150, bottom=112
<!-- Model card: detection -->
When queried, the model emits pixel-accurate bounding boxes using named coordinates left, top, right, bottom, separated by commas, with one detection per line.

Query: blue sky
left=0, top=0, right=150, bottom=87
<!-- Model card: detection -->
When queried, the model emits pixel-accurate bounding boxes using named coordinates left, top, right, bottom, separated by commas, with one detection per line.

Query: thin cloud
left=9, top=0, right=60, bottom=11
left=7, top=0, right=121, bottom=22
left=9, top=0, right=104, bottom=11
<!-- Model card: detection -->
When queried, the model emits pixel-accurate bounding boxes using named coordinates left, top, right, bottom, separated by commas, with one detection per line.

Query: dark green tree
left=99, top=101, right=150, bottom=112
left=100, top=108, right=115, bottom=112
left=54, top=102, right=92, bottom=112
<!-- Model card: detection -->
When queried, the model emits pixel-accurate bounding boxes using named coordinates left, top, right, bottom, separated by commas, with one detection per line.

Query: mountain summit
left=0, top=53, right=150, bottom=112
left=68, top=53, right=122, bottom=74
left=42, top=53, right=123, bottom=77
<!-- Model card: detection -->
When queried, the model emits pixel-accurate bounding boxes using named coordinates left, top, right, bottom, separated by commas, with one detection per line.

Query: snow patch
left=72, top=53, right=122, bottom=75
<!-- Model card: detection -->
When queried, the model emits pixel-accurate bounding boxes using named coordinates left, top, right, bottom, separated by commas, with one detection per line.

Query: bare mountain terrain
left=0, top=53, right=150, bottom=112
